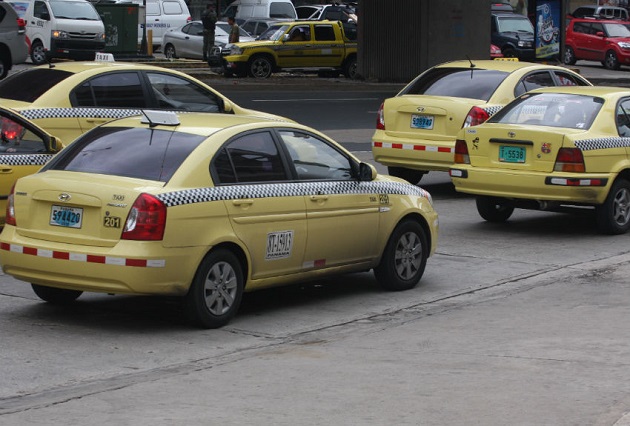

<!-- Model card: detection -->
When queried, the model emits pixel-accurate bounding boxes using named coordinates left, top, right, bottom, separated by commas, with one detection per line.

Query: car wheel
left=604, top=50, right=620, bottom=70
left=31, top=284, right=82, bottom=304
left=343, top=56, right=357, bottom=79
left=30, top=41, right=47, bottom=66
left=596, top=178, right=630, bottom=235
left=387, top=166, right=426, bottom=185
left=502, top=47, right=517, bottom=58
left=164, top=44, right=177, bottom=59
left=476, top=196, right=514, bottom=222
left=184, top=249, right=244, bottom=328
left=248, top=55, right=273, bottom=78
left=564, top=46, right=576, bottom=65
left=0, top=53, right=9, bottom=79
left=374, top=219, right=428, bottom=291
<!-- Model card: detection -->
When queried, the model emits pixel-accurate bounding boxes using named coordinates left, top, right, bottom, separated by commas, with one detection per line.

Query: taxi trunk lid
left=384, top=95, right=484, bottom=142
left=466, top=125, right=586, bottom=173
left=13, top=171, right=164, bottom=247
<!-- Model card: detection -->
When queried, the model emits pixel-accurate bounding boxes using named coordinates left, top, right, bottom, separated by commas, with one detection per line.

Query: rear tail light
left=121, top=193, right=167, bottom=241
left=454, top=139, right=470, bottom=164
left=463, top=106, right=490, bottom=128
left=376, top=102, right=385, bottom=130
left=6, top=184, right=16, bottom=226
left=186, top=15, right=192, bottom=22
left=16, top=18, right=26, bottom=34
left=554, top=147, right=585, bottom=172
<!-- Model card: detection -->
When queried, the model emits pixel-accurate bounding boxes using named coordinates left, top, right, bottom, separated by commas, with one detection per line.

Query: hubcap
left=393, top=232, right=422, bottom=280
left=613, top=188, right=630, bottom=226
left=203, top=261, right=237, bottom=315
left=252, top=59, right=270, bottom=77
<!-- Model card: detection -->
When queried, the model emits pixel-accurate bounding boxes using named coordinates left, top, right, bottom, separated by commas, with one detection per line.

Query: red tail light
left=463, top=106, right=490, bottom=128
left=186, top=16, right=192, bottom=22
left=121, top=194, right=167, bottom=241
left=376, top=102, right=385, bottom=130
left=5, top=184, right=16, bottom=226
left=454, top=139, right=470, bottom=164
left=16, top=18, right=26, bottom=34
left=554, top=148, right=585, bottom=172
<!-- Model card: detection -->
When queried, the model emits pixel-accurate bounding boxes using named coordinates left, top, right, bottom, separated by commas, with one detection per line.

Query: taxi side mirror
left=49, top=137, right=63, bottom=153
left=282, top=34, right=290, bottom=43
left=359, top=162, right=377, bottom=181
left=220, top=97, right=231, bottom=113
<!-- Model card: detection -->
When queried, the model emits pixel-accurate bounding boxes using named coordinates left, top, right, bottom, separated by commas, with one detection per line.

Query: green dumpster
left=96, top=4, right=140, bottom=55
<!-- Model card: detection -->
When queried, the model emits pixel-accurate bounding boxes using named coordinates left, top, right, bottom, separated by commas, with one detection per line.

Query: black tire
left=0, top=52, right=9, bottom=79
left=596, top=178, right=630, bottom=235
left=564, top=46, right=576, bottom=65
left=248, top=55, right=273, bottom=78
left=184, top=249, right=244, bottom=329
left=374, top=220, right=428, bottom=291
left=343, top=56, right=357, bottom=79
left=387, top=166, right=426, bottom=185
left=502, top=47, right=517, bottom=58
left=30, top=40, right=47, bottom=65
left=31, top=284, right=82, bottom=304
left=476, top=196, right=514, bottom=223
left=604, top=50, right=620, bottom=70
left=163, top=44, right=177, bottom=59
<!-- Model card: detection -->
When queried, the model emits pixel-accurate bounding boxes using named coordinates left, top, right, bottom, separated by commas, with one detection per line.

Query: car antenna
left=466, top=55, right=476, bottom=68
left=141, top=110, right=157, bottom=128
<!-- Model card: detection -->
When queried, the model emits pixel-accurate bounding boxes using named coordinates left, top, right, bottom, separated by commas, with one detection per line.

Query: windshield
left=489, top=93, right=604, bottom=130
left=50, top=1, right=101, bottom=20
left=604, top=23, right=630, bottom=37
left=401, top=68, right=509, bottom=101
left=258, top=24, right=289, bottom=41
left=497, top=16, right=534, bottom=33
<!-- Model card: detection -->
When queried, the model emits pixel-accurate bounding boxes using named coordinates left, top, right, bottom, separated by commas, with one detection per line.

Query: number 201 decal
left=103, top=216, right=121, bottom=228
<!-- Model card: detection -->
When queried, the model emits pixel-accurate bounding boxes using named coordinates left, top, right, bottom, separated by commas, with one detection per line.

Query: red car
left=564, top=18, right=630, bottom=70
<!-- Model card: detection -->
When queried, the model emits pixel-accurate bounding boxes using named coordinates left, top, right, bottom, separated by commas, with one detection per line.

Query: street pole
left=140, top=0, right=148, bottom=55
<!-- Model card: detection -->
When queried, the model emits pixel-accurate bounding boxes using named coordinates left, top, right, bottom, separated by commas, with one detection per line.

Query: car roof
left=530, top=85, right=630, bottom=98
left=36, top=61, right=173, bottom=74
left=570, top=18, right=629, bottom=24
left=433, top=60, right=569, bottom=73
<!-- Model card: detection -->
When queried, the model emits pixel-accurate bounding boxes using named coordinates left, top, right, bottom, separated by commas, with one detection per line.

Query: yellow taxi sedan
left=0, top=111, right=438, bottom=328
left=449, top=86, right=630, bottom=235
left=372, top=60, right=591, bottom=184
left=0, top=61, right=288, bottom=146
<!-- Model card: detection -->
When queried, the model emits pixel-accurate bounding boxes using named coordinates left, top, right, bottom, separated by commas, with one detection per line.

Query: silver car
left=162, top=21, right=254, bottom=60
left=0, top=2, right=28, bottom=79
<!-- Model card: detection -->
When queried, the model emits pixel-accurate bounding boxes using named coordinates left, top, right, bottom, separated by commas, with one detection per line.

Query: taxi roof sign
left=95, top=52, right=115, bottom=62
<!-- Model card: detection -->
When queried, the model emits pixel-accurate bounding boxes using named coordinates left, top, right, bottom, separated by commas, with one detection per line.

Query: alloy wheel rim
left=203, top=261, right=237, bottom=315
left=613, top=188, right=630, bottom=226
left=394, top=232, right=422, bottom=280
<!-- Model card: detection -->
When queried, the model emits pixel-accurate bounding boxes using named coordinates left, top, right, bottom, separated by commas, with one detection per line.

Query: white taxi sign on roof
left=95, top=52, right=115, bottom=62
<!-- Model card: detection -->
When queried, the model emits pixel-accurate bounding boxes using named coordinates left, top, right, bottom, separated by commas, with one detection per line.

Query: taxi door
left=215, top=131, right=307, bottom=280
left=311, top=23, right=344, bottom=67
left=277, top=130, right=381, bottom=269
left=277, top=24, right=315, bottom=68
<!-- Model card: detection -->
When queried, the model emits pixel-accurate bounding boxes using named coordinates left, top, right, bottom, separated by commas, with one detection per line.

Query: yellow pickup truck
left=223, top=20, right=358, bottom=78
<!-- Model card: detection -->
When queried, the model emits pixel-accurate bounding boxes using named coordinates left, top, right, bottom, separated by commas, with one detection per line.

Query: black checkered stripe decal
left=482, top=105, right=503, bottom=117
left=575, top=137, right=630, bottom=151
left=0, top=153, right=55, bottom=166
left=157, top=181, right=429, bottom=207
left=19, top=108, right=143, bottom=121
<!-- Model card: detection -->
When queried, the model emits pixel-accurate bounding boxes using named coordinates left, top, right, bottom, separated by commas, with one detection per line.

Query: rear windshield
left=401, top=68, right=509, bottom=101
left=489, top=92, right=604, bottom=130
left=45, top=127, right=205, bottom=182
left=0, top=69, right=73, bottom=102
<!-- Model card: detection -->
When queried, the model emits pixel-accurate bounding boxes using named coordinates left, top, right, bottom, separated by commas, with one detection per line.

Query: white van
left=222, top=0, right=296, bottom=21
left=142, top=0, right=190, bottom=50
left=7, top=0, right=105, bottom=65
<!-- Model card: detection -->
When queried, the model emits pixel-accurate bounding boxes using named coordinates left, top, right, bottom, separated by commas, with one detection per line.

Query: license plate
left=411, top=114, right=434, bottom=130
left=499, top=146, right=525, bottom=163
left=50, top=205, right=83, bottom=228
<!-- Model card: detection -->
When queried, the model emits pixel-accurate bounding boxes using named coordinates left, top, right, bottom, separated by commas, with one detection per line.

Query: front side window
left=402, top=68, right=509, bottom=101
left=0, top=116, right=48, bottom=153
left=279, top=131, right=353, bottom=180
left=33, top=1, right=50, bottom=19
left=490, top=93, right=603, bottom=130
left=213, top=131, right=287, bottom=184
left=146, top=72, right=221, bottom=112
left=47, top=127, right=205, bottom=182
left=72, top=72, right=146, bottom=108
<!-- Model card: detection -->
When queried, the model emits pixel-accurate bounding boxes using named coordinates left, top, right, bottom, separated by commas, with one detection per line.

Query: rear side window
left=0, top=69, right=73, bottom=102
left=314, top=25, right=335, bottom=41
left=401, top=68, right=509, bottom=101
left=72, top=72, right=146, bottom=108
left=47, top=127, right=205, bottom=182
left=514, top=71, right=555, bottom=97
left=163, top=1, right=183, bottom=15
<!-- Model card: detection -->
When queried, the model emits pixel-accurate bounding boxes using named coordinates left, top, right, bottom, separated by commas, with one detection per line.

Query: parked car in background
left=162, top=20, right=254, bottom=60
left=222, top=0, right=296, bottom=21
left=564, top=18, right=630, bottom=70
left=570, top=5, right=628, bottom=20
left=0, top=2, right=28, bottom=79
left=371, top=60, right=592, bottom=184
left=491, top=44, right=504, bottom=59
left=0, top=110, right=438, bottom=328
left=450, top=86, right=630, bottom=235
left=491, top=10, right=535, bottom=59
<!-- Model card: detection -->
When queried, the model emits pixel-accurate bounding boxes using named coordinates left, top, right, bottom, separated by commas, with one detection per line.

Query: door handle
left=309, top=194, right=328, bottom=201
left=232, top=199, right=254, bottom=206
left=0, top=166, right=13, bottom=173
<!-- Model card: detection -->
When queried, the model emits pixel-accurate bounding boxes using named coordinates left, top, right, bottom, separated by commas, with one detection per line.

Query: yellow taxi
left=0, top=111, right=439, bottom=328
left=0, top=61, right=288, bottom=146
left=449, top=86, right=630, bottom=234
left=372, top=60, right=592, bottom=184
